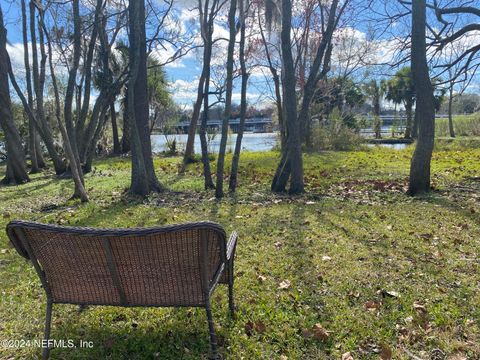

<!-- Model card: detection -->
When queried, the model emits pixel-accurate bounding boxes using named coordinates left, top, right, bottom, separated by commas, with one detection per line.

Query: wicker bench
left=6, top=220, right=237, bottom=359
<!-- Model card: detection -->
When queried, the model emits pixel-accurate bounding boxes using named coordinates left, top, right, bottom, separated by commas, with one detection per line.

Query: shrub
left=311, top=120, right=363, bottom=151
left=436, top=113, right=480, bottom=137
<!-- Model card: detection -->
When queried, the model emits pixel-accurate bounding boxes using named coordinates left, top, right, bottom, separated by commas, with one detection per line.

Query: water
left=367, top=143, right=409, bottom=150
left=151, top=131, right=410, bottom=153
left=151, top=133, right=278, bottom=153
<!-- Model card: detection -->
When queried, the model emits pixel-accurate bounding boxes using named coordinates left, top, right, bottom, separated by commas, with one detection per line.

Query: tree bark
left=111, top=102, right=121, bottom=154
left=0, top=7, right=30, bottom=185
left=128, top=0, right=165, bottom=196
left=21, top=0, right=39, bottom=173
left=29, top=0, right=47, bottom=169
left=198, top=0, right=216, bottom=190
left=182, top=71, right=205, bottom=166
left=258, top=12, right=284, bottom=150
left=271, top=0, right=304, bottom=194
left=404, top=99, right=413, bottom=139
left=64, top=0, right=83, bottom=171
left=229, top=0, right=248, bottom=193
left=121, top=89, right=131, bottom=153
left=448, top=86, right=455, bottom=137
left=408, top=0, right=436, bottom=195
left=215, top=0, right=237, bottom=198
left=298, top=0, right=339, bottom=146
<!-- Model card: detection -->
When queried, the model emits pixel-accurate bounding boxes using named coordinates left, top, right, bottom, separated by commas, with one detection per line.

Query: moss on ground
left=0, top=146, right=479, bottom=359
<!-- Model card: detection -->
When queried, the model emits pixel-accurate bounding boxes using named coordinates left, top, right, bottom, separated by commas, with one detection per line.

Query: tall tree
left=128, top=0, right=165, bottom=195
left=25, top=1, right=65, bottom=175
left=229, top=0, right=249, bottom=193
left=21, top=0, right=45, bottom=173
left=408, top=0, right=436, bottom=195
left=197, top=0, right=218, bottom=190
left=270, top=0, right=303, bottom=193
left=40, top=8, right=88, bottom=202
left=215, top=0, right=237, bottom=198
left=0, top=6, right=30, bottom=185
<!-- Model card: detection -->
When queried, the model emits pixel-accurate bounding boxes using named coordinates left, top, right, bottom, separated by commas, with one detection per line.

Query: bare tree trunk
left=448, top=86, right=455, bottom=137
left=21, top=0, right=39, bottom=173
left=404, top=99, right=413, bottom=139
left=298, top=1, right=339, bottom=146
left=229, top=0, right=248, bottom=193
left=198, top=0, right=216, bottom=190
left=41, top=13, right=88, bottom=202
left=128, top=0, right=165, bottom=196
left=29, top=0, right=47, bottom=169
left=25, top=1, right=65, bottom=175
left=258, top=12, right=284, bottom=150
left=76, top=0, right=101, bottom=159
left=111, top=102, right=121, bottom=154
left=0, top=7, right=30, bottom=185
left=271, top=0, right=303, bottom=194
left=408, top=0, right=436, bottom=195
left=182, top=74, right=205, bottom=165
left=215, top=0, right=237, bottom=198
left=121, top=89, right=131, bottom=153
left=64, top=0, right=84, bottom=175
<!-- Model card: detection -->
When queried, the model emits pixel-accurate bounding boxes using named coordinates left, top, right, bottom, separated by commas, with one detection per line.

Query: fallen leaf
left=302, top=323, right=330, bottom=341
left=244, top=320, right=266, bottom=335
left=413, top=301, right=427, bottom=314
left=342, top=352, right=354, bottom=360
left=365, top=300, right=381, bottom=311
left=278, top=280, right=291, bottom=290
left=322, top=255, right=332, bottom=261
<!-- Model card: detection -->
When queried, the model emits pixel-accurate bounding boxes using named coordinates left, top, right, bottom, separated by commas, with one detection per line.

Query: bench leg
left=228, top=261, right=235, bottom=317
left=205, top=301, right=219, bottom=359
left=42, top=300, right=53, bottom=360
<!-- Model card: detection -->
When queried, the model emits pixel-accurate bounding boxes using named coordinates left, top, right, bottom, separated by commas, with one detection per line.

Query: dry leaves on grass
left=244, top=321, right=266, bottom=336
left=301, top=323, right=330, bottom=341
left=364, top=300, right=381, bottom=311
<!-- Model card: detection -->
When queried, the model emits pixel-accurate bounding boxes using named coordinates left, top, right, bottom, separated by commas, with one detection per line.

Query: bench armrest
left=226, top=231, right=238, bottom=261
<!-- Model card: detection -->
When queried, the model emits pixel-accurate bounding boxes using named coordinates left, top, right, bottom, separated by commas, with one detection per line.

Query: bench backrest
left=6, top=220, right=227, bottom=307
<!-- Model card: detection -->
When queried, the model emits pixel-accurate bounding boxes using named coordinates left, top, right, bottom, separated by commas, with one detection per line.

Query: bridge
left=171, top=114, right=449, bottom=134
left=174, top=117, right=273, bottom=133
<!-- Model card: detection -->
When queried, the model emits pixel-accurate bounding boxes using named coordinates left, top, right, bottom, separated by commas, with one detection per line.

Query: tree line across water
left=0, top=0, right=478, bottom=200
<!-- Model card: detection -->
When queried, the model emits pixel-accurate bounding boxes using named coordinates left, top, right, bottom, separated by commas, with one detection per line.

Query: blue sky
left=2, top=0, right=479, bottom=111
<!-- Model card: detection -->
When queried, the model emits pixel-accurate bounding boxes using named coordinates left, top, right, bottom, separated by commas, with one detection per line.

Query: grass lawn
left=0, top=146, right=479, bottom=359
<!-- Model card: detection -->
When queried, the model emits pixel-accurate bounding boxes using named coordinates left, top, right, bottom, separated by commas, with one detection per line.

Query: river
left=151, top=131, right=410, bottom=153
left=151, top=133, right=278, bottom=153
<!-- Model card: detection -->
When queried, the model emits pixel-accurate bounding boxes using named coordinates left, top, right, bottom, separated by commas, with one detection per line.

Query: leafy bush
left=311, top=111, right=363, bottom=151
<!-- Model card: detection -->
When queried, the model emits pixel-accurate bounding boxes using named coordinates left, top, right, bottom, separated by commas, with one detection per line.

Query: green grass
left=0, top=146, right=479, bottom=359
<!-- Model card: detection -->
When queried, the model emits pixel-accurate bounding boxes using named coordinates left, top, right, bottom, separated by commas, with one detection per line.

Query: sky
left=1, top=0, right=479, bottom=111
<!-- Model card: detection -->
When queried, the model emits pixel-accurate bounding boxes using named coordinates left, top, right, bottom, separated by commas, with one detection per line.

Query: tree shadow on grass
left=37, top=304, right=225, bottom=360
